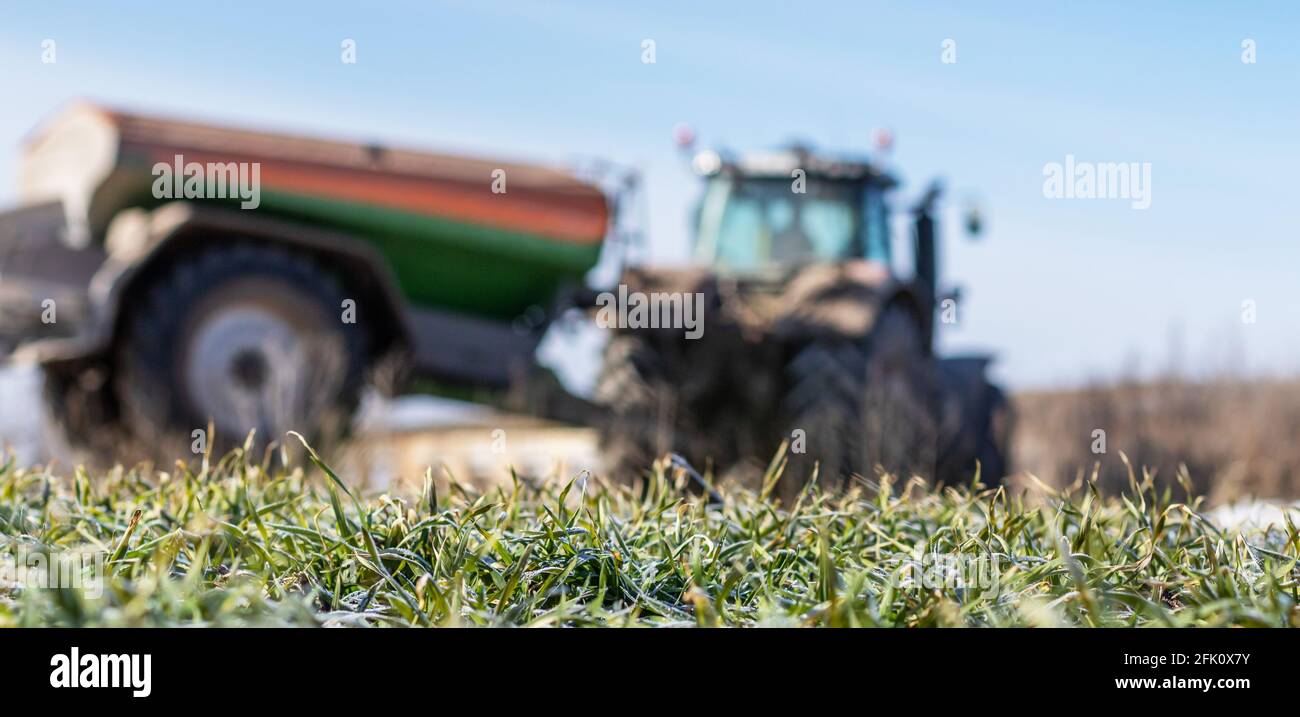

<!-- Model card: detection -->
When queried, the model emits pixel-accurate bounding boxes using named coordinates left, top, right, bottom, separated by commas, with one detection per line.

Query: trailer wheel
left=41, top=360, right=124, bottom=463
left=115, top=245, right=368, bottom=456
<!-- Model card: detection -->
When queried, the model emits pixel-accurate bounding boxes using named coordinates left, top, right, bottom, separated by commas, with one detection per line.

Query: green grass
left=1, top=438, right=1296, bottom=627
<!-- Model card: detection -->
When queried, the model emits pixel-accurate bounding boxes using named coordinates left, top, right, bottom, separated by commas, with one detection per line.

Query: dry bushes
left=1010, top=378, right=1300, bottom=502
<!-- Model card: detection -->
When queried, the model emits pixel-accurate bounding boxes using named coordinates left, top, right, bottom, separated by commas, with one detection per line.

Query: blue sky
left=2, top=0, right=1298, bottom=389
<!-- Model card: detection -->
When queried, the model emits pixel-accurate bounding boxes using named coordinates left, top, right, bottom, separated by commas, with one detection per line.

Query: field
left=2, top=436, right=1297, bottom=628
left=1012, top=378, right=1300, bottom=501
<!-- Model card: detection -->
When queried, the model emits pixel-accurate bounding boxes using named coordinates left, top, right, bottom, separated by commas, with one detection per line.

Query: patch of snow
left=0, top=364, right=46, bottom=464
left=1208, top=500, right=1300, bottom=533
left=353, top=391, right=499, bottom=434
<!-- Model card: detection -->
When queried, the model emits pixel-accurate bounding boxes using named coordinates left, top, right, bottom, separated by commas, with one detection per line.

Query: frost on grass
left=0, top=445, right=1296, bottom=628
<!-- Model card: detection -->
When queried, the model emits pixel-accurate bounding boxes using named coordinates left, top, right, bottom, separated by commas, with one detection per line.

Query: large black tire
left=115, top=245, right=369, bottom=458
left=970, top=384, right=1011, bottom=485
left=961, top=384, right=1008, bottom=485
left=593, top=332, right=678, bottom=482
left=931, top=365, right=1011, bottom=487
left=781, top=304, right=938, bottom=491
left=861, top=304, right=939, bottom=483
left=782, top=339, right=868, bottom=492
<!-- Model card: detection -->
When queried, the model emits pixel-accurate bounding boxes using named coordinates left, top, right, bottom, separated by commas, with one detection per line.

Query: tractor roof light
left=673, top=123, right=696, bottom=150
left=691, top=150, right=722, bottom=176
left=872, top=127, right=894, bottom=153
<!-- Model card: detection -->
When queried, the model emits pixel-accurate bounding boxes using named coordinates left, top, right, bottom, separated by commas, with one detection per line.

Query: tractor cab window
left=696, top=176, right=890, bottom=272
left=862, top=187, right=891, bottom=262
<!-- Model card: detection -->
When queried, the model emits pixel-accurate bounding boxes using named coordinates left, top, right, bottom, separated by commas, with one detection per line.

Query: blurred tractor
left=594, top=139, right=1010, bottom=494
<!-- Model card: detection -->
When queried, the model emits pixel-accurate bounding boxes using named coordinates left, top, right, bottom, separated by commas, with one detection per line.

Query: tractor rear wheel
left=931, top=364, right=1012, bottom=487
left=976, top=385, right=1011, bottom=483
left=861, top=304, right=939, bottom=483
left=780, top=304, right=936, bottom=492
left=781, top=339, right=868, bottom=493
left=594, top=332, right=679, bottom=482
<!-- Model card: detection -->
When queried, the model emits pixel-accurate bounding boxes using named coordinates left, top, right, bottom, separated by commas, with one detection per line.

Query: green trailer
left=0, top=103, right=611, bottom=458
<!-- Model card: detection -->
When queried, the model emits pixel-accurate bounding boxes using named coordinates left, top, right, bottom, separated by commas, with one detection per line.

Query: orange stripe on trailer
left=134, top=147, right=608, bottom=245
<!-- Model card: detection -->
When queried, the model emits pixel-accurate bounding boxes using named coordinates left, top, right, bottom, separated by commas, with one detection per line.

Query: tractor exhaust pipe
left=912, top=180, right=944, bottom=317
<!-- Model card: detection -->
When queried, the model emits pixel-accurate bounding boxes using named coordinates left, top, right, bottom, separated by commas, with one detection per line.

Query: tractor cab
left=688, top=146, right=898, bottom=277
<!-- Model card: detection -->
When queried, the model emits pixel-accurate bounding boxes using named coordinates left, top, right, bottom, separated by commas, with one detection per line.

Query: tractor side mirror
left=964, top=204, right=984, bottom=238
